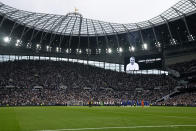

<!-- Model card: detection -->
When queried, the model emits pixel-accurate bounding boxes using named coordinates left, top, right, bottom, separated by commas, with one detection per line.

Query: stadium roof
left=0, top=0, right=181, bottom=23
left=0, top=0, right=196, bottom=36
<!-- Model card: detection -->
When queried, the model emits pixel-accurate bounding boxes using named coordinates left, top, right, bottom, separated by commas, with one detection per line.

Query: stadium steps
left=156, top=90, right=180, bottom=103
left=166, top=67, right=180, bottom=78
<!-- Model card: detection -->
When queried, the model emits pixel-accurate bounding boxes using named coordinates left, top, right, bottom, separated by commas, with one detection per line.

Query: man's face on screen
left=130, top=57, right=135, bottom=65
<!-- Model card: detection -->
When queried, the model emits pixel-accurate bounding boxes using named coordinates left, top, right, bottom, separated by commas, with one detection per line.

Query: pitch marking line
left=39, top=125, right=196, bottom=131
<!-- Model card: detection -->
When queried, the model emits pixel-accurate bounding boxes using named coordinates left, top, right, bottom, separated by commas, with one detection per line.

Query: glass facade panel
left=0, top=55, right=167, bottom=75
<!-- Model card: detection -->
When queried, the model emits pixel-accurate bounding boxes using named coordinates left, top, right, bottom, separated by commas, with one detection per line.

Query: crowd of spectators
left=0, top=60, right=178, bottom=106
left=156, top=59, right=196, bottom=106
left=157, top=92, right=196, bottom=106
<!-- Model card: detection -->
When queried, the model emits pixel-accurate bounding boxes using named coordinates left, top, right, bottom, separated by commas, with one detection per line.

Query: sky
left=0, top=0, right=180, bottom=23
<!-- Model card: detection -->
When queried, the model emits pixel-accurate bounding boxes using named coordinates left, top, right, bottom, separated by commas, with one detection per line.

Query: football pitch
left=0, top=106, right=196, bottom=131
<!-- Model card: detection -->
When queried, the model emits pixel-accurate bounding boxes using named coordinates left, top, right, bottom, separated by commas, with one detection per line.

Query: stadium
left=0, top=0, right=196, bottom=131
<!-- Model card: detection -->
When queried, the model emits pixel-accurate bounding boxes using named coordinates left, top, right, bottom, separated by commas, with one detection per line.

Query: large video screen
left=124, top=54, right=163, bottom=71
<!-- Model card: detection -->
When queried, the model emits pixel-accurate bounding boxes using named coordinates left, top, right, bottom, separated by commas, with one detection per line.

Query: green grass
left=0, top=106, right=196, bottom=131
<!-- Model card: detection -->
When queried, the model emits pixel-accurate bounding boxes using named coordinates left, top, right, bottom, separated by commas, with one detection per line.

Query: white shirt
left=126, top=63, right=139, bottom=71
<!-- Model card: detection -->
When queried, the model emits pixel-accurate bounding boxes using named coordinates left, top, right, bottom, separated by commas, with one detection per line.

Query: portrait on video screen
left=126, top=57, right=139, bottom=71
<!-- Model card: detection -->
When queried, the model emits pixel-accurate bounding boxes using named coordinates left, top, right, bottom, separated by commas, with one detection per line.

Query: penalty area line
left=38, top=124, right=196, bottom=131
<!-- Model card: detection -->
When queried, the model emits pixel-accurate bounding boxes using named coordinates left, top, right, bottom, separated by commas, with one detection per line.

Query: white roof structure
left=0, top=0, right=196, bottom=36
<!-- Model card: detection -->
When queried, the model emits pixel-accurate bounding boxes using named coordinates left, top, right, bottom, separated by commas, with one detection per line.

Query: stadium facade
left=0, top=0, right=196, bottom=72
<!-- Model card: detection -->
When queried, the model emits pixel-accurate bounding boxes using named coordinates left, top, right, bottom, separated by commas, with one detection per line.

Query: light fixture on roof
left=27, top=43, right=31, bottom=48
left=76, top=49, right=82, bottom=54
left=96, top=48, right=101, bottom=54
left=155, top=42, right=161, bottom=48
left=117, top=47, right=123, bottom=53
left=129, top=46, right=135, bottom=52
left=142, top=43, right=148, bottom=50
left=4, top=36, right=11, bottom=43
left=188, top=34, right=195, bottom=42
left=46, top=45, right=52, bottom=52
left=56, top=47, right=61, bottom=53
left=36, top=44, right=41, bottom=50
left=66, top=48, right=71, bottom=54
left=15, top=39, right=22, bottom=47
left=86, top=49, right=91, bottom=54
left=106, top=48, right=112, bottom=54
left=170, top=38, right=177, bottom=45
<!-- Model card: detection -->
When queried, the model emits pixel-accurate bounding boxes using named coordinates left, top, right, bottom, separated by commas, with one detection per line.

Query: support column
left=86, top=19, right=90, bottom=65
left=148, top=21, right=158, bottom=44
left=109, top=23, right=121, bottom=72
left=68, top=17, right=78, bottom=61
left=160, top=16, right=174, bottom=40
left=98, top=21, right=109, bottom=69
left=91, top=20, right=101, bottom=65
left=172, top=7, right=193, bottom=41
left=136, top=24, right=144, bottom=44
left=76, top=16, right=83, bottom=62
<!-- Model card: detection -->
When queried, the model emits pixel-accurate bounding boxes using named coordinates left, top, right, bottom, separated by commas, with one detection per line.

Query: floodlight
left=76, top=49, right=82, bottom=54
left=143, top=43, right=148, bottom=50
left=131, top=46, right=135, bottom=51
left=86, top=49, right=91, bottom=54
left=155, top=42, right=161, bottom=48
left=36, top=44, right=41, bottom=50
left=66, top=48, right=71, bottom=54
left=96, top=48, right=101, bottom=54
left=27, top=43, right=31, bottom=48
left=17, top=39, right=20, bottom=43
left=4, top=37, right=11, bottom=43
left=15, top=39, right=21, bottom=47
left=108, top=48, right=112, bottom=54
left=118, top=47, right=123, bottom=53
left=129, top=46, right=135, bottom=52
left=46, top=45, right=51, bottom=52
